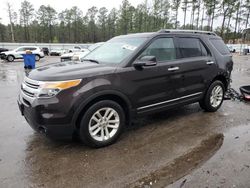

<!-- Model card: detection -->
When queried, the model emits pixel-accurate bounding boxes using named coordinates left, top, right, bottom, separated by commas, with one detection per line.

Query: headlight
left=37, top=79, right=81, bottom=98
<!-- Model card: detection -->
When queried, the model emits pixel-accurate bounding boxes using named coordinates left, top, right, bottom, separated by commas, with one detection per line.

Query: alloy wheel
left=88, top=107, right=120, bottom=142
left=210, top=85, right=223, bottom=108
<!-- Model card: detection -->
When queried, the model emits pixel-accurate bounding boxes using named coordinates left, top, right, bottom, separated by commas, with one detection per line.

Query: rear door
left=175, top=37, right=217, bottom=96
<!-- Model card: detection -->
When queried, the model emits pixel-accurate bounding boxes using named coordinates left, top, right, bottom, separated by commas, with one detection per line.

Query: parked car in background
left=227, top=45, right=236, bottom=53
left=61, top=42, right=104, bottom=62
left=0, top=48, right=9, bottom=59
left=0, top=46, right=44, bottom=62
left=0, top=48, right=9, bottom=53
left=61, top=48, right=89, bottom=62
left=50, top=48, right=67, bottom=56
left=68, top=45, right=92, bottom=53
left=41, top=47, right=49, bottom=56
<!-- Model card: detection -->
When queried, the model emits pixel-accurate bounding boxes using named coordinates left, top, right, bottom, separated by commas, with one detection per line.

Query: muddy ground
left=0, top=55, right=249, bottom=188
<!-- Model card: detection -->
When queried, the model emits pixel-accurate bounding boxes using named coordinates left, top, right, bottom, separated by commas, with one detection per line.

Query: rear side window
left=25, top=47, right=37, bottom=51
left=210, top=39, right=230, bottom=55
left=178, top=38, right=209, bottom=58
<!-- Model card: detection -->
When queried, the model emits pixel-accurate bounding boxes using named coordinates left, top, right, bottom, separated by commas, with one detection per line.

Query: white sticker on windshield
left=122, top=44, right=137, bottom=51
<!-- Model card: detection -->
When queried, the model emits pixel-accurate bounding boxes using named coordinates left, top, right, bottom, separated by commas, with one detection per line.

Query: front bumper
left=18, top=94, right=75, bottom=140
left=0, top=53, right=6, bottom=60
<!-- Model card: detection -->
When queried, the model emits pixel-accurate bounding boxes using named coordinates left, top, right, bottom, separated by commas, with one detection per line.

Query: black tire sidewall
left=203, top=80, right=225, bottom=112
left=7, top=55, right=14, bottom=62
left=35, top=55, right=40, bottom=61
left=79, top=100, right=125, bottom=148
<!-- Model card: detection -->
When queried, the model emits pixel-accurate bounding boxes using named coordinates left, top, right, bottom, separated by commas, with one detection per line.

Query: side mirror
left=133, top=56, right=157, bottom=69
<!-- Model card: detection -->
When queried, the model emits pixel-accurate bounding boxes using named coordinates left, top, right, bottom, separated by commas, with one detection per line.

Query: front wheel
left=199, top=80, right=225, bottom=112
left=79, top=100, right=125, bottom=148
left=7, top=55, right=14, bottom=62
left=35, top=55, right=40, bottom=61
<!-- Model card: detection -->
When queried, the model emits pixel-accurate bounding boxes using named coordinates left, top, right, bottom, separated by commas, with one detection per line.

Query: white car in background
left=68, top=45, right=91, bottom=53
left=0, top=46, right=44, bottom=62
left=61, top=42, right=104, bottom=62
left=61, top=48, right=90, bottom=62
left=50, top=48, right=68, bottom=56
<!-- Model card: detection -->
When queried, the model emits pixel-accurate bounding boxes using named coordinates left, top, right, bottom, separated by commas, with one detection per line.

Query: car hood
left=2, top=50, right=15, bottom=55
left=28, top=61, right=117, bottom=81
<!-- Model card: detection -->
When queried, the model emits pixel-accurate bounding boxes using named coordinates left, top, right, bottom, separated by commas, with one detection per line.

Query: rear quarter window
left=210, top=39, right=230, bottom=55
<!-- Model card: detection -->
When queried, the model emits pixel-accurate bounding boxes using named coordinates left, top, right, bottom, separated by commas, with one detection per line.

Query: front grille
left=21, top=77, right=41, bottom=98
left=23, top=89, right=35, bottom=97
left=24, top=81, right=39, bottom=89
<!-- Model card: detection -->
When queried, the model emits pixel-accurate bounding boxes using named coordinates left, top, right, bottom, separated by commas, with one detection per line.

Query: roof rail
left=158, top=29, right=217, bottom=36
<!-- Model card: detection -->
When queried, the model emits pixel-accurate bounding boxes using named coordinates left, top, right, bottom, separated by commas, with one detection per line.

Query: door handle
left=206, top=61, right=215, bottom=65
left=168, top=67, right=179, bottom=71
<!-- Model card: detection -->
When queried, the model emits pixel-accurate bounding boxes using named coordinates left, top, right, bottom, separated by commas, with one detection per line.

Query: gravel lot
left=0, top=55, right=250, bottom=188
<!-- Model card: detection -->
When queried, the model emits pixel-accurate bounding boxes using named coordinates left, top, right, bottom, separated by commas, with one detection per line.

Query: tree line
left=0, top=0, right=249, bottom=43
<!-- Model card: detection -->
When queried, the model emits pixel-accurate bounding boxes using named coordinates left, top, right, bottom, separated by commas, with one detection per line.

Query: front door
left=118, top=37, right=183, bottom=113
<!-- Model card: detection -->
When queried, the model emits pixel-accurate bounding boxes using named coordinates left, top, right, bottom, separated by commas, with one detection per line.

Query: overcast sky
left=0, top=0, right=143, bottom=24
left=1, top=0, right=221, bottom=28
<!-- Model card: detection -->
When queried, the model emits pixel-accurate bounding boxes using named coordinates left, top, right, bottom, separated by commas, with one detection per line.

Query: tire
left=7, top=55, right=14, bottom=62
left=199, top=80, right=225, bottom=112
left=35, top=55, right=40, bottom=61
left=79, top=100, right=125, bottom=148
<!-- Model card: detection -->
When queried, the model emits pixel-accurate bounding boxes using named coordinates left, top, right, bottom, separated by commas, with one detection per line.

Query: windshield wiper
left=82, top=59, right=99, bottom=64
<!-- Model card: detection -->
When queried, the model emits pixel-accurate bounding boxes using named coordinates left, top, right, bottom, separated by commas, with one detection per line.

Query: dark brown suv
left=18, top=30, right=233, bottom=148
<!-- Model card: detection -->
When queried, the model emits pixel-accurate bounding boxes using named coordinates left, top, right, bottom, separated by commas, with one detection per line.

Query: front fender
left=71, top=78, right=133, bottom=127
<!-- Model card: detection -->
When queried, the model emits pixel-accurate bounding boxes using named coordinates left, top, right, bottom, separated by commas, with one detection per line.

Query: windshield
left=83, top=37, right=147, bottom=64
left=88, top=43, right=104, bottom=51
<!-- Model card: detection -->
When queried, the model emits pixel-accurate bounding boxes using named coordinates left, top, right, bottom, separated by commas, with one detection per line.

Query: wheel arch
left=73, top=91, right=133, bottom=130
left=212, top=74, right=229, bottom=90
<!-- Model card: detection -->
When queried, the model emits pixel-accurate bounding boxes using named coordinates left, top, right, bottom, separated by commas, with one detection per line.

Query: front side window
left=178, top=38, right=209, bottom=58
left=16, top=48, right=25, bottom=52
left=84, top=37, right=147, bottom=64
left=138, top=38, right=176, bottom=62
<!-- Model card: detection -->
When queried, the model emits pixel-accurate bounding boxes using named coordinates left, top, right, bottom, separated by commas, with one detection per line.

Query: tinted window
left=139, top=38, right=176, bottom=62
left=200, top=42, right=209, bottom=56
left=210, top=39, right=230, bottom=55
left=178, top=38, right=209, bottom=58
left=25, top=47, right=37, bottom=51
left=17, top=48, right=25, bottom=51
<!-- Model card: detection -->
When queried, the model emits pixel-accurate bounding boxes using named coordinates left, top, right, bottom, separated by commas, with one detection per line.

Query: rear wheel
left=79, top=100, right=125, bottom=148
left=7, top=55, right=14, bottom=62
left=35, top=55, right=40, bottom=61
left=200, top=80, right=225, bottom=112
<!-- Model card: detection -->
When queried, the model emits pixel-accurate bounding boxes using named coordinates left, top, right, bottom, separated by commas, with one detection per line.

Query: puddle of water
left=168, top=124, right=250, bottom=188
left=131, top=134, right=224, bottom=188
left=0, top=69, right=23, bottom=85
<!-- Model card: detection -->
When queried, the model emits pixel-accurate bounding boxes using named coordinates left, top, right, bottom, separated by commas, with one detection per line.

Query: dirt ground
left=0, top=55, right=249, bottom=188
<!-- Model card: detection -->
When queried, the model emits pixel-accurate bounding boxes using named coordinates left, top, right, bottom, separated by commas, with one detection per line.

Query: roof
left=114, top=32, right=156, bottom=39
left=158, top=29, right=217, bottom=36
left=114, top=29, right=219, bottom=40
